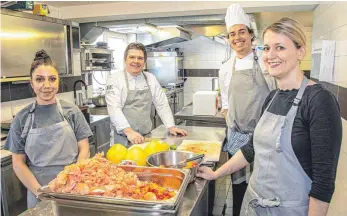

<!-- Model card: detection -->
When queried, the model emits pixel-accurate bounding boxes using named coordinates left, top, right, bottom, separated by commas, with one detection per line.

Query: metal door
left=1, top=160, right=27, bottom=216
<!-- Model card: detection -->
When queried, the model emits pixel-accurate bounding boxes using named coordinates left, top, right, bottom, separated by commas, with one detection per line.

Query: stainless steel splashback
left=1, top=9, right=72, bottom=78
left=146, top=52, right=184, bottom=86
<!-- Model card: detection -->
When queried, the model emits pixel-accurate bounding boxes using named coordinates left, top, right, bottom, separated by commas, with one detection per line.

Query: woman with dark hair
left=4, top=50, right=93, bottom=208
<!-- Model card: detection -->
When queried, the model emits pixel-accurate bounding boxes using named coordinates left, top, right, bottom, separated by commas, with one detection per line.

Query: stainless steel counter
left=89, top=115, right=109, bottom=127
left=146, top=125, right=226, bottom=145
left=89, top=106, right=108, bottom=115
left=145, top=125, right=226, bottom=215
left=19, top=125, right=226, bottom=216
left=175, top=104, right=226, bottom=127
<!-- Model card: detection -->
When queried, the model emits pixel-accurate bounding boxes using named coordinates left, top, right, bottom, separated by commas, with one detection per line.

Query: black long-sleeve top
left=241, top=84, right=342, bottom=203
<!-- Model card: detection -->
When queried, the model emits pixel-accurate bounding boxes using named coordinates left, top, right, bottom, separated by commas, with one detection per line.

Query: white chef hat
left=225, top=4, right=251, bottom=30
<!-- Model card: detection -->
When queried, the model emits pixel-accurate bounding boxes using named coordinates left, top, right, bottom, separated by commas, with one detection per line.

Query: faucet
left=73, top=80, right=88, bottom=106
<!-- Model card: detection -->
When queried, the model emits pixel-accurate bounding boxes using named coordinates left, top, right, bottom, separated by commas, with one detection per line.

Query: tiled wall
left=312, top=2, right=347, bottom=216
left=1, top=92, right=75, bottom=122
left=171, top=36, right=228, bottom=105
left=255, top=11, right=313, bottom=71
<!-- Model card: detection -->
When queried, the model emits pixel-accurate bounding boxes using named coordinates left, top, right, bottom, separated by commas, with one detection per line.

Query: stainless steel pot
left=92, top=95, right=107, bottom=107
left=146, top=151, right=204, bottom=183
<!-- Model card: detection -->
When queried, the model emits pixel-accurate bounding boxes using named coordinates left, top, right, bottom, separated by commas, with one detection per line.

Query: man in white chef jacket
left=106, top=42, right=187, bottom=146
left=218, top=4, right=276, bottom=216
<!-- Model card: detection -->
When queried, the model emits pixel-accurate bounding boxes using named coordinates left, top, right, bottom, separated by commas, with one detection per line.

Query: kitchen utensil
left=38, top=166, right=190, bottom=215
left=92, top=95, right=107, bottom=107
left=177, top=140, right=223, bottom=162
left=146, top=151, right=204, bottom=183
left=166, top=154, right=204, bottom=168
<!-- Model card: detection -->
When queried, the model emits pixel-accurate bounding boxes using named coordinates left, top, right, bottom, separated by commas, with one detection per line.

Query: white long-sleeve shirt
left=218, top=50, right=276, bottom=110
left=105, top=70, right=175, bottom=134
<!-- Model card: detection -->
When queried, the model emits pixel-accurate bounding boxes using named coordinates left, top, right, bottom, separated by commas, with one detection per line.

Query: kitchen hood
left=80, top=22, right=108, bottom=44
left=137, top=27, right=191, bottom=48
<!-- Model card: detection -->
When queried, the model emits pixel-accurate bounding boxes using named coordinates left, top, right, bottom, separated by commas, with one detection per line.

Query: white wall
left=171, top=36, right=227, bottom=105
left=311, top=2, right=347, bottom=88
left=312, top=2, right=347, bottom=216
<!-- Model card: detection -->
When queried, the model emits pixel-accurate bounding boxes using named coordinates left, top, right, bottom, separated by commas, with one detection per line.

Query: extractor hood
left=80, top=23, right=108, bottom=44
left=137, top=27, right=191, bottom=48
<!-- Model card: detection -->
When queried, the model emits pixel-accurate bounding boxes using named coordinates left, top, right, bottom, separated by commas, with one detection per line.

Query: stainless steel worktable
left=175, top=104, right=226, bottom=127
left=19, top=125, right=226, bottom=216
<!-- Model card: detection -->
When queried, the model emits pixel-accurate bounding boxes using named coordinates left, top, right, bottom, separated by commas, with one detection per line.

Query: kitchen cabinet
left=94, top=118, right=111, bottom=154
left=89, top=144, right=96, bottom=157
left=1, top=158, right=27, bottom=216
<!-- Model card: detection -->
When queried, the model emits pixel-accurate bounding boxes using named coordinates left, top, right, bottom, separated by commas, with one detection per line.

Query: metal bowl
left=146, top=151, right=203, bottom=183
left=92, top=95, right=107, bottom=107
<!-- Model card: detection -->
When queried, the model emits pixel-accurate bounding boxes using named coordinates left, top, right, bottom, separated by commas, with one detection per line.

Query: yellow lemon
left=158, top=142, right=170, bottom=152
left=144, top=140, right=169, bottom=157
left=125, top=146, right=147, bottom=166
left=106, top=144, right=128, bottom=164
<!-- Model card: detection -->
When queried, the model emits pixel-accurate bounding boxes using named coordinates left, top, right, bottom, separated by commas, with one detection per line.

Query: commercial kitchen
left=1, top=1, right=347, bottom=216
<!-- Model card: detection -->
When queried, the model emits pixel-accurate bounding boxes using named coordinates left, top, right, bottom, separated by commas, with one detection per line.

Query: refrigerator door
left=147, top=56, right=179, bottom=86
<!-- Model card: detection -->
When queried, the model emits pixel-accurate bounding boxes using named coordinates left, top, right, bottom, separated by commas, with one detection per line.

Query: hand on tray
left=196, top=166, right=217, bottom=180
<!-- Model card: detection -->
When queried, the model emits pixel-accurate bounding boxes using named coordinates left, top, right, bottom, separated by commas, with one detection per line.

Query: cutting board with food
left=177, top=140, right=223, bottom=162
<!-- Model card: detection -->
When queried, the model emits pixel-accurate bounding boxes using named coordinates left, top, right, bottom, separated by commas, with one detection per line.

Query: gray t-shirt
left=4, top=100, right=93, bottom=154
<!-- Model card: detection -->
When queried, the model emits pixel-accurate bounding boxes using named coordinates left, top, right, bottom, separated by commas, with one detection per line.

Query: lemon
left=106, top=144, right=128, bottom=164
left=125, top=146, right=147, bottom=166
left=159, top=142, right=170, bottom=152
left=144, top=140, right=170, bottom=157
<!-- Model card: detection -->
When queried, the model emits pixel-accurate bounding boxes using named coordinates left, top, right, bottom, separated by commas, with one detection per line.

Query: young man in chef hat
left=218, top=4, right=276, bottom=216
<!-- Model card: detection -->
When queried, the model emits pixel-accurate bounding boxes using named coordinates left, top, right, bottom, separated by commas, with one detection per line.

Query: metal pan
left=38, top=166, right=191, bottom=211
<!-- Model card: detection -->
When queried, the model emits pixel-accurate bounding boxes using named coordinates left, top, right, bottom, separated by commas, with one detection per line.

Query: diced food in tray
left=48, top=153, right=176, bottom=201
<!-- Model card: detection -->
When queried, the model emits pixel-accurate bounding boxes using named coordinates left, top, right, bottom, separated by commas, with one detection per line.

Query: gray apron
left=240, top=77, right=312, bottom=216
left=225, top=50, right=270, bottom=184
left=21, top=99, right=78, bottom=208
left=110, top=70, right=153, bottom=147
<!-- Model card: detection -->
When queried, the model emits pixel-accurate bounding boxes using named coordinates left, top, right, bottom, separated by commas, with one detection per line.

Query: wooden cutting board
left=177, top=140, right=223, bottom=162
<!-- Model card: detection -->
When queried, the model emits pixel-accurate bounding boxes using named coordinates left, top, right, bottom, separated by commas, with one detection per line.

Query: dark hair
left=30, top=50, right=59, bottom=77
left=124, top=42, right=147, bottom=62
left=227, top=26, right=255, bottom=42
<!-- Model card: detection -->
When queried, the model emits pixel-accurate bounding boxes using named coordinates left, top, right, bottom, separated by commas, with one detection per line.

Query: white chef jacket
left=218, top=50, right=276, bottom=110
left=106, top=69, right=175, bottom=134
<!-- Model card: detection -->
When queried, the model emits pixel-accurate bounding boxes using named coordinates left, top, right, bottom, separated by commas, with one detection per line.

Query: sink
left=89, top=107, right=108, bottom=115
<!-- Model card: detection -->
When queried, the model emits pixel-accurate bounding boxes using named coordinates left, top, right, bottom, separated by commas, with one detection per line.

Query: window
left=108, top=37, right=127, bottom=70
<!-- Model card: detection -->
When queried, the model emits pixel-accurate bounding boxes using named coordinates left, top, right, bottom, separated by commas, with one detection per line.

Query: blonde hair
left=263, top=17, right=306, bottom=49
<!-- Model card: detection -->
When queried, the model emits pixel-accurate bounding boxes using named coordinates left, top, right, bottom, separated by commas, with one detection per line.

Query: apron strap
left=20, top=102, right=36, bottom=139
left=142, top=72, right=153, bottom=99
left=123, top=70, right=130, bottom=90
left=55, top=97, right=67, bottom=120
left=292, top=76, right=308, bottom=106
left=276, top=76, right=308, bottom=152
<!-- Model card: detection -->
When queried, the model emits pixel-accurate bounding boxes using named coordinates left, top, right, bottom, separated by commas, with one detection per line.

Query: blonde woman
left=198, top=17, right=342, bottom=216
